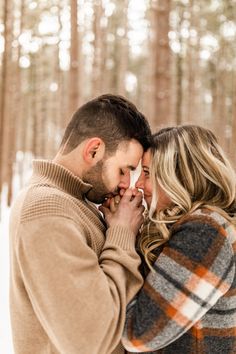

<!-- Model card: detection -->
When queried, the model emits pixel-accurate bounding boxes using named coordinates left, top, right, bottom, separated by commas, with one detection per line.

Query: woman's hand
left=99, top=188, right=144, bottom=236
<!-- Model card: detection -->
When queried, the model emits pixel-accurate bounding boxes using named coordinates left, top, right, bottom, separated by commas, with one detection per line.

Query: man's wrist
left=105, top=225, right=136, bottom=250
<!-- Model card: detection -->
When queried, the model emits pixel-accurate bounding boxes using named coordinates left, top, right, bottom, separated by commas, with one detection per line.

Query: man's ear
left=83, top=138, right=105, bottom=165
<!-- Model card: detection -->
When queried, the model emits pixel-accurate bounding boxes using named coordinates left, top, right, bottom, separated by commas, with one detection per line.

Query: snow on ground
left=0, top=187, right=14, bottom=354
left=0, top=153, right=33, bottom=354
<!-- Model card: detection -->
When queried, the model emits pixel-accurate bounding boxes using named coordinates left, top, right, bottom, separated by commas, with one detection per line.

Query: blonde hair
left=140, top=125, right=236, bottom=268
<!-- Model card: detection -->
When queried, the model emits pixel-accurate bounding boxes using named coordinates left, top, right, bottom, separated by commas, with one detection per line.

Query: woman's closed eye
left=143, top=168, right=149, bottom=177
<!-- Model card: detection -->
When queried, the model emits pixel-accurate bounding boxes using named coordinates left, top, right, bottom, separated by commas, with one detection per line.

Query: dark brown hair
left=60, top=94, right=152, bottom=155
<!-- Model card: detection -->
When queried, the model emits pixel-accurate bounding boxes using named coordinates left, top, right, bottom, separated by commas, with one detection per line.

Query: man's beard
left=83, top=160, right=118, bottom=204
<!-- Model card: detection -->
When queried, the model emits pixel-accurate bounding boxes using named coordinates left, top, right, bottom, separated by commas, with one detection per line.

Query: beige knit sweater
left=9, top=160, right=143, bottom=354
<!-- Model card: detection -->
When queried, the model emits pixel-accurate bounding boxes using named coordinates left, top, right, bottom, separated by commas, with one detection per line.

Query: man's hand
left=99, top=188, right=144, bottom=236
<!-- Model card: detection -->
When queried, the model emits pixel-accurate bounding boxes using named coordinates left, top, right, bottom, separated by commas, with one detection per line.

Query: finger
left=110, top=198, right=117, bottom=213
left=109, top=195, right=121, bottom=211
left=130, top=192, right=143, bottom=206
left=119, top=188, right=126, bottom=196
left=137, top=212, right=145, bottom=224
left=131, top=187, right=139, bottom=196
left=114, top=194, right=121, bottom=205
left=136, top=207, right=145, bottom=220
left=102, top=198, right=111, bottom=208
left=98, top=205, right=111, bottom=219
left=130, top=188, right=143, bottom=201
left=140, top=205, right=145, bottom=213
left=120, top=188, right=133, bottom=203
left=129, top=188, right=137, bottom=201
left=136, top=199, right=144, bottom=208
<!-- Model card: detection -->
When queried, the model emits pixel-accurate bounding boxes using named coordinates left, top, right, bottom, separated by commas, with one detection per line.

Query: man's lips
left=104, top=191, right=120, bottom=198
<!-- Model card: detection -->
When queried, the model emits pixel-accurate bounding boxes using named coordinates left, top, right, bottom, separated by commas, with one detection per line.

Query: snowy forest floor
left=0, top=187, right=14, bottom=354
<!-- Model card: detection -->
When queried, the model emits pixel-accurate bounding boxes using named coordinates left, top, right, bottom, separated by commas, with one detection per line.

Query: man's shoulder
left=12, top=183, right=82, bottom=223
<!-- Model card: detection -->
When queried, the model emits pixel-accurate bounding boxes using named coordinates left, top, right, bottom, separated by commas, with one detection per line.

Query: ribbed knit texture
left=122, top=208, right=236, bottom=354
left=9, top=159, right=143, bottom=354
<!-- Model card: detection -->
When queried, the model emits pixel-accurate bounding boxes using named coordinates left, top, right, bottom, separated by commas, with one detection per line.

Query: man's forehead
left=117, top=139, right=143, bottom=152
left=110, top=139, right=143, bottom=168
left=123, top=164, right=136, bottom=171
left=120, top=155, right=142, bottom=171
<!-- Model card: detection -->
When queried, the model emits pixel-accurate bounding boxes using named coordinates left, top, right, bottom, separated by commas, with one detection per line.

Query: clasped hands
left=99, top=188, right=145, bottom=236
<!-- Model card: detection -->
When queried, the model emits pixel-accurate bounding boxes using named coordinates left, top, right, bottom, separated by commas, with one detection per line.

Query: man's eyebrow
left=127, top=165, right=136, bottom=171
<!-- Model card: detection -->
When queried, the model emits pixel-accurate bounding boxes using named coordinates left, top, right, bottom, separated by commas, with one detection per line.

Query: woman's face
left=135, top=150, right=153, bottom=208
left=135, top=149, right=171, bottom=211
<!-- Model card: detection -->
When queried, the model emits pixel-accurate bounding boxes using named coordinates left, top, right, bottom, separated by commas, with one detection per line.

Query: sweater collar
left=31, top=159, right=93, bottom=200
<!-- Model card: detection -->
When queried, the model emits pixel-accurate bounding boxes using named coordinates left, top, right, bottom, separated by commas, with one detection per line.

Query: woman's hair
left=140, top=125, right=236, bottom=268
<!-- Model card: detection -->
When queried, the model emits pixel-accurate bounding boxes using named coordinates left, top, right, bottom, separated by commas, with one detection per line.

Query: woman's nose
left=135, top=175, right=144, bottom=190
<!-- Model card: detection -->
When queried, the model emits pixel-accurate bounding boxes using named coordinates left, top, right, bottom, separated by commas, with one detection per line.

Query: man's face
left=84, top=139, right=143, bottom=203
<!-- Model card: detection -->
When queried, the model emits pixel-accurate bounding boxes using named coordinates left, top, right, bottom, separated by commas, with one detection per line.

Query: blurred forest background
left=0, top=0, right=236, bottom=209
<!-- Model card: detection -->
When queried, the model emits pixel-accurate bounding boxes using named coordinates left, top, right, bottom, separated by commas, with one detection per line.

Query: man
left=9, top=94, right=152, bottom=354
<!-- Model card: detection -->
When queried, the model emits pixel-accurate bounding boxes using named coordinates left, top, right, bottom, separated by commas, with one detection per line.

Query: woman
left=121, top=126, right=236, bottom=353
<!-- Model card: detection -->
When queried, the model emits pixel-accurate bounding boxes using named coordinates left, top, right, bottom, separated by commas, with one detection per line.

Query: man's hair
left=60, top=94, right=152, bottom=155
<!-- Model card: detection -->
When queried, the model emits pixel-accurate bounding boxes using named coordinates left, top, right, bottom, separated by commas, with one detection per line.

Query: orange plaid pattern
left=122, top=209, right=236, bottom=353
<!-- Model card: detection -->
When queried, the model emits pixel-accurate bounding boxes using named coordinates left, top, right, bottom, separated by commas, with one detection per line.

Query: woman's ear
left=83, top=138, right=105, bottom=165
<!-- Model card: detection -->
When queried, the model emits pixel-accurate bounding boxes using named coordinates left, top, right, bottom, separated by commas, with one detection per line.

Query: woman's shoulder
left=192, top=207, right=230, bottom=224
left=172, top=207, right=236, bottom=243
left=166, top=208, right=236, bottom=268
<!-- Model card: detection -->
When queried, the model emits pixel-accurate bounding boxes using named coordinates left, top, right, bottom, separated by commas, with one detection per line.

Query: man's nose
left=119, top=173, right=130, bottom=190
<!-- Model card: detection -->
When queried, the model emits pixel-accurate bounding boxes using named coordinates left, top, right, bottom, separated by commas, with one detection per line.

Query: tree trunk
left=92, top=0, right=105, bottom=97
left=116, top=0, right=129, bottom=96
left=186, top=0, right=199, bottom=123
left=230, top=72, right=236, bottom=167
left=214, top=43, right=227, bottom=150
left=149, top=0, right=171, bottom=130
left=0, top=0, right=14, bottom=206
left=69, top=0, right=79, bottom=116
